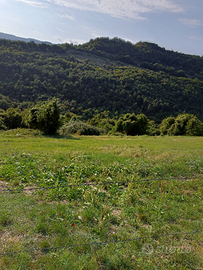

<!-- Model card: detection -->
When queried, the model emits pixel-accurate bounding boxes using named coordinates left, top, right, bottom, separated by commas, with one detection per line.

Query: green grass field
left=0, top=129, right=203, bottom=269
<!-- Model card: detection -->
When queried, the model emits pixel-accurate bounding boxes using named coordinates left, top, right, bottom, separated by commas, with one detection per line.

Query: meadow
left=0, top=129, right=202, bottom=269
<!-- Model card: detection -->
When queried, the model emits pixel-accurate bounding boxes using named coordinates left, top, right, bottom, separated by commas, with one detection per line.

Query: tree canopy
left=0, top=37, right=203, bottom=124
left=28, top=99, right=60, bottom=135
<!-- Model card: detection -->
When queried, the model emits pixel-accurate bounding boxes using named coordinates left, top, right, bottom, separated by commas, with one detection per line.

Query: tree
left=185, top=117, right=203, bottom=136
left=115, top=113, right=148, bottom=135
left=160, top=116, right=175, bottom=135
left=29, top=99, right=60, bottom=135
left=169, top=114, right=192, bottom=135
left=4, top=108, right=23, bottom=129
left=137, top=114, right=149, bottom=135
left=0, top=116, right=6, bottom=130
left=160, top=114, right=203, bottom=136
left=147, top=120, right=160, bottom=136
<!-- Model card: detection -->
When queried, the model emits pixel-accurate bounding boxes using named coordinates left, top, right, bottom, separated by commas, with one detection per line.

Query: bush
left=0, top=116, right=6, bottom=130
left=147, top=120, right=160, bottom=136
left=28, top=99, right=60, bottom=135
left=160, top=116, right=175, bottom=135
left=87, top=117, right=115, bottom=134
left=59, top=120, right=104, bottom=136
left=186, top=117, right=203, bottom=136
left=115, top=113, right=148, bottom=135
left=3, top=108, right=23, bottom=129
left=160, top=114, right=203, bottom=136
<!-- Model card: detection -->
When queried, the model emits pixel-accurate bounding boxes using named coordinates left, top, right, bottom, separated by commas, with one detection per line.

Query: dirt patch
left=0, top=231, right=25, bottom=254
left=0, top=231, right=24, bottom=244
left=23, top=185, right=39, bottom=196
left=0, top=181, right=8, bottom=192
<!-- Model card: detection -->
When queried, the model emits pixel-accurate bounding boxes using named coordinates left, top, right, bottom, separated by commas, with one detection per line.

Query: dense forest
left=0, top=37, right=203, bottom=124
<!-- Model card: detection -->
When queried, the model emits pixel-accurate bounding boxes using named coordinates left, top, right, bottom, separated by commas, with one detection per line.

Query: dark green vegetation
left=0, top=132, right=203, bottom=269
left=1, top=101, right=203, bottom=136
left=28, top=98, right=60, bottom=135
left=160, top=114, right=203, bottom=136
left=0, top=37, right=203, bottom=124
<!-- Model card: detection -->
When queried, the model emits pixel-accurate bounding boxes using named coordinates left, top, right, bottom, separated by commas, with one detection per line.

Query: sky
left=0, top=0, right=203, bottom=56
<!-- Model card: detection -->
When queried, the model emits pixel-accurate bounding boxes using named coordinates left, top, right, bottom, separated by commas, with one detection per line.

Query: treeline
left=78, top=37, right=203, bottom=79
left=0, top=37, right=203, bottom=124
left=0, top=99, right=203, bottom=136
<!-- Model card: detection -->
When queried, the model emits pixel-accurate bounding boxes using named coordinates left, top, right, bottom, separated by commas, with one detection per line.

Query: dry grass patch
left=154, top=152, right=171, bottom=160
left=0, top=181, right=8, bottom=192
left=111, top=209, right=122, bottom=217
left=0, top=231, right=25, bottom=254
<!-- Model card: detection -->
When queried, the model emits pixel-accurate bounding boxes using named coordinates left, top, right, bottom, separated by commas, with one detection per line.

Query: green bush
left=87, top=117, right=115, bottom=134
left=115, top=113, right=148, bottom=135
left=0, top=116, right=6, bottom=130
left=147, top=120, right=160, bottom=136
left=28, top=99, right=60, bottom=135
left=3, top=108, right=23, bottom=129
left=160, top=116, right=175, bottom=135
left=160, top=114, right=203, bottom=136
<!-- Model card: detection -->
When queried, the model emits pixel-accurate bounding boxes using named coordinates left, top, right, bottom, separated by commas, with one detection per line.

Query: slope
left=0, top=37, right=203, bottom=122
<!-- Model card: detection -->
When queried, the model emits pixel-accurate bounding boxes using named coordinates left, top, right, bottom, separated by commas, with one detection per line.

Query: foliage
left=115, top=113, right=148, bottom=135
left=185, top=117, right=203, bottom=136
left=78, top=37, right=203, bottom=79
left=160, top=116, right=175, bottom=135
left=0, top=94, right=15, bottom=110
left=160, top=114, right=203, bottom=136
left=0, top=38, right=203, bottom=124
left=3, top=108, right=23, bottom=129
left=86, top=111, right=116, bottom=134
left=59, top=120, right=103, bottom=135
left=147, top=120, right=160, bottom=136
left=0, top=117, right=6, bottom=130
left=28, top=99, right=60, bottom=135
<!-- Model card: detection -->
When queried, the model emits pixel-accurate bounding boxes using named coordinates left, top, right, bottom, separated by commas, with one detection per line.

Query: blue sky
left=0, top=0, right=203, bottom=55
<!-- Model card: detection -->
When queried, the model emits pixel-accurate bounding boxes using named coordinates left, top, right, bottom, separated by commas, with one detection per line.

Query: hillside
left=0, top=37, right=203, bottom=122
left=0, top=32, right=52, bottom=45
left=78, top=37, right=203, bottom=79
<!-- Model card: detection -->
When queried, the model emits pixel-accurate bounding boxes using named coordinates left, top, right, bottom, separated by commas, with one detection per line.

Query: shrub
left=115, top=113, right=148, bottom=135
left=160, top=116, right=175, bottom=135
left=0, top=116, right=6, bottom=130
left=3, top=108, right=23, bottom=129
left=28, top=99, right=60, bottom=135
left=147, top=120, right=160, bottom=136
left=160, top=114, right=203, bottom=136
left=59, top=120, right=104, bottom=136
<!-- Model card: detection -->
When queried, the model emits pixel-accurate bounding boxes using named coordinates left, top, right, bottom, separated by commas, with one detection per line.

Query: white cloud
left=16, top=0, right=48, bottom=8
left=46, top=0, right=183, bottom=19
left=180, top=18, right=202, bottom=27
left=190, top=35, right=203, bottom=40
left=55, top=28, right=69, bottom=33
left=59, top=14, right=75, bottom=20
left=55, top=36, right=87, bottom=44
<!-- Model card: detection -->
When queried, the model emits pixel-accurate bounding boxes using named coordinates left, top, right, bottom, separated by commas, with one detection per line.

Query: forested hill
left=0, top=32, right=52, bottom=45
left=78, top=37, right=203, bottom=79
left=0, top=37, right=203, bottom=122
